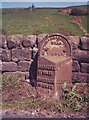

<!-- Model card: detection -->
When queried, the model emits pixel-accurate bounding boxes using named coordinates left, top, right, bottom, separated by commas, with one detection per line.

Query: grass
left=82, top=15, right=89, bottom=33
left=2, top=8, right=84, bottom=36
left=2, top=74, right=20, bottom=89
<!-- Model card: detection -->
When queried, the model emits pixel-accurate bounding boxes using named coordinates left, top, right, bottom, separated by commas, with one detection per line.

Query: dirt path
left=2, top=109, right=87, bottom=118
left=72, top=16, right=88, bottom=35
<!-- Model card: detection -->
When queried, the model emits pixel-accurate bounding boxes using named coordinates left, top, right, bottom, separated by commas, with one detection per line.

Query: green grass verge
left=82, top=15, right=89, bottom=33
left=2, top=8, right=84, bottom=36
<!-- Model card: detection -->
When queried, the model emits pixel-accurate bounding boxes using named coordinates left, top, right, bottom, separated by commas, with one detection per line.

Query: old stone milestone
left=37, top=33, right=72, bottom=98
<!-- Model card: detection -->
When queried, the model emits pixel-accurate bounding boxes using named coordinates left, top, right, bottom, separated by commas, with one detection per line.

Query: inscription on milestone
left=40, top=35, right=71, bottom=57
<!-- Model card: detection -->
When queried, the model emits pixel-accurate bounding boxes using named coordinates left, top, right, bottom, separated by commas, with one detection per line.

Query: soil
left=2, top=80, right=88, bottom=119
left=2, top=82, right=30, bottom=103
left=72, top=16, right=87, bottom=35
left=2, top=108, right=88, bottom=118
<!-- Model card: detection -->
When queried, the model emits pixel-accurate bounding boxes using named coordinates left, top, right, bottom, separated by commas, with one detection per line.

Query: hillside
left=2, top=7, right=86, bottom=36
left=59, top=5, right=88, bottom=12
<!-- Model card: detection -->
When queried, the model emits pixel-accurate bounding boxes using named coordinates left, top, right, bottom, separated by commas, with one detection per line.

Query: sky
left=1, top=0, right=89, bottom=2
left=1, top=0, right=88, bottom=8
left=1, top=2, right=88, bottom=8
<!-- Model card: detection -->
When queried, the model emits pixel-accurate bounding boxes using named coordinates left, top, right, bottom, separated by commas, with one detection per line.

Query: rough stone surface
left=72, top=49, right=79, bottom=60
left=18, top=61, right=31, bottom=71
left=68, top=36, right=80, bottom=50
left=72, top=72, right=79, bottom=83
left=38, top=34, right=47, bottom=43
left=2, top=49, right=11, bottom=62
left=73, top=72, right=89, bottom=83
left=7, top=40, right=17, bottom=49
left=80, top=63, right=89, bottom=73
left=78, top=50, right=89, bottom=63
left=22, top=39, right=32, bottom=48
left=2, top=62, right=17, bottom=72
left=24, top=35, right=37, bottom=47
left=12, top=48, right=32, bottom=62
left=72, top=61, right=80, bottom=72
left=7, top=35, right=23, bottom=49
left=80, top=37, right=89, bottom=50
left=1, top=35, right=7, bottom=48
left=72, top=49, right=89, bottom=62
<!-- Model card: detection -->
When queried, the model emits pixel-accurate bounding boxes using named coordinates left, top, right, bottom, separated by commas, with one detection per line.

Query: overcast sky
left=1, top=0, right=88, bottom=2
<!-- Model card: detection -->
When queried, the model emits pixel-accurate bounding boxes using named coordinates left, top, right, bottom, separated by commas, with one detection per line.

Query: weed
left=2, top=74, right=20, bottom=89
left=62, top=82, right=88, bottom=112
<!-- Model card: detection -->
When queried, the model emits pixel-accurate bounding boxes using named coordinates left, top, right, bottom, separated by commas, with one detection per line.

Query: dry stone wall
left=67, top=36, right=89, bottom=83
left=1, top=34, right=89, bottom=84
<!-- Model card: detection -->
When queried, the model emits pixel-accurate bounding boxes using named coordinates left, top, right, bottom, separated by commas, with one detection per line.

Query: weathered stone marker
left=37, top=33, right=72, bottom=99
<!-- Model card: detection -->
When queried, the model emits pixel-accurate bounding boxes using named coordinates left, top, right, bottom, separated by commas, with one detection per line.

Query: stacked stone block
left=68, top=36, right=89, bottom=83
left=1, top=34, right=89, bottom=84
left=1, top=35, right=37, bottom=81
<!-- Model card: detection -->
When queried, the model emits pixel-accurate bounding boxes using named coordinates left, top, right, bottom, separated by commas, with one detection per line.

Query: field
left=82, top=15, right=89, bottom=33
left=2, top=8, right=86, bottom=36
